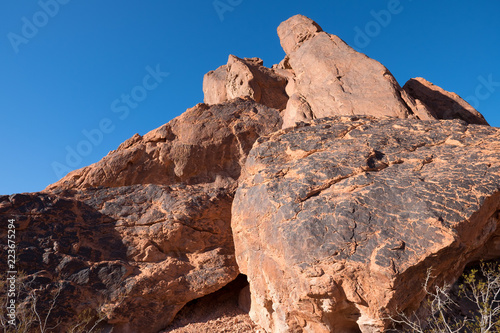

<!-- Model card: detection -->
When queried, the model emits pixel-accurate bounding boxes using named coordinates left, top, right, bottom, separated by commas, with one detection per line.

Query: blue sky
left=1, top=1, right=499, bottom=195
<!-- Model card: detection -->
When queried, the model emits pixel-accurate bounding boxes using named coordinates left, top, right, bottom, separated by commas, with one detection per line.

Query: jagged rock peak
left=202, top=14, right=488, bottom=130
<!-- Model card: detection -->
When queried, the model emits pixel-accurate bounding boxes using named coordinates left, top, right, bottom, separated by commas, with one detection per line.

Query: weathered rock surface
left=3, top=13, right=496, bottom=333
left=203, top=64, right=229, bottom=105
left=203, top=56, right=288, bottom=110
left=404, top=77, right=489, bottom=125
left=276, top=14, right=323, bottom=55
left=162, top=275, right=263, bottom=333
left=232, top=116, right=500, bottom=332
left=278, top=15, right=414, bottom=126
left=47, top=98, right=282, bottom=191
left=275, top=15, right=483, bottom=129
left=281, top=93, right=314, bottom=129
left=1, top=183, right=238, bottom=333
left=2, top=98, right=282, bottom=332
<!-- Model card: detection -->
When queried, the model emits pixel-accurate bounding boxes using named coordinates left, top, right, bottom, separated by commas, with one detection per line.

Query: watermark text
left=5, top=219, right=17, bottom=326
left=466, top=74, right=500, bottom=109
left=213, top=0, right=243, bottom=22
left=354, top=0, right=413, bottom=49
left=7, top=0, right=71, bottom=53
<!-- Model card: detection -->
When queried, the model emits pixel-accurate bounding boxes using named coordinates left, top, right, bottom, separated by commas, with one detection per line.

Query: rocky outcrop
left=281, top=94, right=314, bottom=129
left=47, top=98, right=282, bottom=191
left=232, top=116, right=500, bottom=332
left=2, top=13, right=496, bottom=333
left=1, top=183, right=238, bottom=333
left=203, top=64, right=229, bottom=105
left=403, top=77, right=489, bottom=125
left=1, top=98, right=282, bottom=332
left=203, top=56, right=288, bottom=110
left=276, top=14, right=323, bottom=55
left=202, top=15, right=483, bottom=131
left=277, top=15, right=416, bottom=126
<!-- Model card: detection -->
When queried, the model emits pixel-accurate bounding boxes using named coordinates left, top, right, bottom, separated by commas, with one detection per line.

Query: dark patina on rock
left=232, top=116, right=500, bottom=332
left=1, top=183, right=238, bottom=333
left=0, top=98, right=283, bottom=333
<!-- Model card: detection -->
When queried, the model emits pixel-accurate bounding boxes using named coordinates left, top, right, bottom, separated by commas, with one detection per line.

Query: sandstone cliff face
left=233, top=116, right=500, bottom=332
left=1, top=13, right=497, bottom=333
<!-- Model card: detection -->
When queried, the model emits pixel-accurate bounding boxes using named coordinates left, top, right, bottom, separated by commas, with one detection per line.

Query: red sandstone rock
left=2, top=98, right=282, bottom=332
left=282, top=93, right=313, bottom=128
left=203, top=56, right=288, bottom=110
left=203, top=64, right=228, bottom=105
left=276, top=14, right=323, bottom=55
left=404, top=77, right=489, bottom=125
left=278, top=15, right=414, bottom=127
left=2, top=14, right=496, bottom=333
left=1, top=183, right=238, bottom=333
left=276, top=15, right=487, bottom=129
left=232, top=116, right=500, bottom=332
left=47, top=98, right=282, bottom=191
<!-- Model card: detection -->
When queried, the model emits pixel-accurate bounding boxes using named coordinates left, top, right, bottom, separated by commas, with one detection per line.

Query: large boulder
left=232, top=116, right=500, bottom=332
left=47, top=98, right=282, bottom=191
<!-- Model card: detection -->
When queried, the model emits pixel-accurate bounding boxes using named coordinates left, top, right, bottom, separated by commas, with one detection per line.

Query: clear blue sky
left=1, top=1, right=499, bottom=195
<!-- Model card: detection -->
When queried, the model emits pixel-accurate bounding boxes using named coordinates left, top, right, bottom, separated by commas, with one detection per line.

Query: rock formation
left=203, top=56, right=288, bottom=110
left=202, top=15, right=486, bottom=130
left=1, top=184, right=237, bottom=333
left=48, top=98, right=282, bottom=190
left=232, top=116, right=500, bottom=332
left=1, top=14, right=497, bottom=333
left=278, top=15, right=413, bottom=124
left=403, top=77, right=489, bottom=125
left=2, top=98, right=281, bottom=333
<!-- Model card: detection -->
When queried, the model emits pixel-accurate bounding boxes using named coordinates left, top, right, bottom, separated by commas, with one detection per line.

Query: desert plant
left=459, top=262, right=500, bottom=332
left=390, top=261, right=500, bottom=333
left=68, top=309, right=107, bottom=333
left=1, top=275, right=62, bottom=333
left=0, top=274, right=106, bottom=333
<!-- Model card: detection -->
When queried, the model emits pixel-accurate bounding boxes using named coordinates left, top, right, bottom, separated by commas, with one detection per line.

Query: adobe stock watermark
left=354, top=0, right=413, bottom=49
left=466, top=74, right=500, bottom=109
left=7, top=0, right=71, bottom=54
left=5, top=219, right=17, bottom=327
left=213, top=0, right=243, bottom=22
left=51, top=64, right=170, bottom=179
